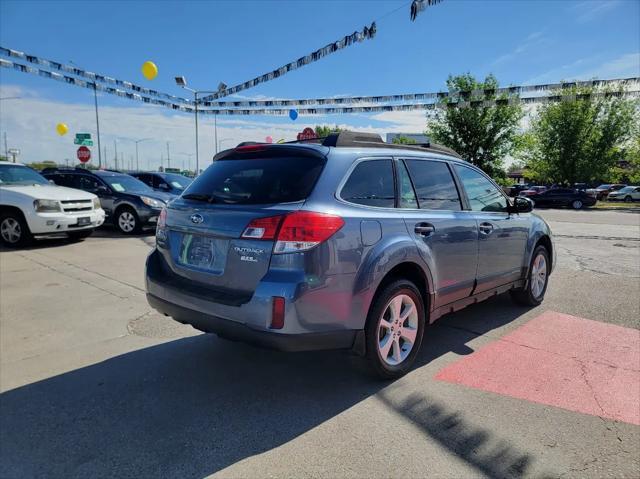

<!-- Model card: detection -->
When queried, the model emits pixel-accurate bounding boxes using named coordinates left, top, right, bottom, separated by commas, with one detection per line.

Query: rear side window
left=184, top=156, right=325, bottom=205
left=404, top=160, right=461, bottom=210
left=341, top=160, right=395, bottom=208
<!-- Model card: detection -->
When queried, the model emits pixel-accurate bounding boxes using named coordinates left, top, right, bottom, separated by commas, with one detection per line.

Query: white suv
left=0, top=162, right=105, bottom=246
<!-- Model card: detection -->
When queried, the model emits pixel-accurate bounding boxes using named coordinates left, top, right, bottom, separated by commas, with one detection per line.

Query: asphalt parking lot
left=1, top=209, right=638, bottom=478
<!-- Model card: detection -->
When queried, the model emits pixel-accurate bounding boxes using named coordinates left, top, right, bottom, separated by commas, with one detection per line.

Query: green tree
left=314, top=125, right=344, bottom=138
left=525, top=86, right=639, bottom=184
left=426, top=73, right=524, bottom=177
left=391, top=135, right=417, bottom=145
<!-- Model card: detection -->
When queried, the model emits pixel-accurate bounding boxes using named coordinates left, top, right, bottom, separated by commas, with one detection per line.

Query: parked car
left=526, top=188, right=596, bottom=210
left=607, top=185, right=640, bottom=202
left=507, top=184, right=530, bottom=197
left=43, top=167, right=172, bottom=234
left=0, top=162, right=105, bottom=246
left=573, top=183, right=589, bottom=191
left=519, top=185, right=547, bottom=197
left=130, top=171, right=192, bottom=197
left=585, top=184, right=626, bottom=200
left=145, top=132, right=555, bottom=378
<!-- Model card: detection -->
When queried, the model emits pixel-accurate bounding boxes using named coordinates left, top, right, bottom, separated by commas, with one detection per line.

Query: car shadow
left=0, top=295, right=543, bottom=478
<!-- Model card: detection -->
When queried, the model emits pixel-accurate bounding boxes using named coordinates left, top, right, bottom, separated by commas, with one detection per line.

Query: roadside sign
left=75, top=133, right=92, bottom=140
left=74, top=138, right=94, bottom=146
left=77, top=146, right=91, bottom=163
left=297, top=127, right=317, bottom=141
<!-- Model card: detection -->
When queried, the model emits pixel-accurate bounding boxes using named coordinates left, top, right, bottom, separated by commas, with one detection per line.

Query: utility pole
left=103, top=145, right=107, bottom=169
left=3, top=132, right=7, bottom=160
left=114, top=140, right=118, bottom=170
left=166, top=142, right=170, bottom=169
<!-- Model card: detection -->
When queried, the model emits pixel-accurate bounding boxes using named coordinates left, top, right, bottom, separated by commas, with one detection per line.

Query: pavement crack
left=576, top=359, right=630, bottom=454
left=26, top=250, right=145, bottom=293
left=16, top=253, right=130, bottom=299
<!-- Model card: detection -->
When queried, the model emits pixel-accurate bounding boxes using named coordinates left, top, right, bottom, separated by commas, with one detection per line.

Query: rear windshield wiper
left=182, top=193, right=218, bottom=203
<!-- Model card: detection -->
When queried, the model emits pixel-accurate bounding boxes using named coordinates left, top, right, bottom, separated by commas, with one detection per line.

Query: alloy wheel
left=572, top=200, right=583, bottom=209
left=530, top=253, right=547, bottom=299
left=377, top=294, right=419, bottom=366
left=118, top=211, right=136, bottom=233
left=1, top=217, right=22, bottom=244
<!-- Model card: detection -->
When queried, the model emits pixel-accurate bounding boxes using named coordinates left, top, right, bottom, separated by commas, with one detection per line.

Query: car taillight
left=274, top=211, right=344, bottom=254
left=241, top=211, right=345, bottom=254
left=157, top=207, right=167, bottom=228
left=241, top=215, right=283, bottom=240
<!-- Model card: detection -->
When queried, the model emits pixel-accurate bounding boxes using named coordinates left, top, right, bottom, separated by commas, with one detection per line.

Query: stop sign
left=77, top=146, right=91, bottom=163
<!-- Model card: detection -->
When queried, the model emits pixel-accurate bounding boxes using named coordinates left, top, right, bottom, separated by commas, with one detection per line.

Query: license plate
left=178, top=234, right=216, bottom=269
left=77, top=217, right=91, bottom=226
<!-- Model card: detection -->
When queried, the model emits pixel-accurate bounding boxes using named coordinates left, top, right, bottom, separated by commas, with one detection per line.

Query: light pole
left=178, top=152, right=194, bottom=172
left=132, top=138, right=151, bottom=171
left=0, top=97, right=21, bottom=160
left=92, top=83, right=103, bottom=168
left=175, top=76, right=225, bottom=176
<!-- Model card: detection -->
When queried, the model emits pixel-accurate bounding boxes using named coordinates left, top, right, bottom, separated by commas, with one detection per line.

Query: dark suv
left=130, top=171, right=192, bottom=197
left=43, top=168, right=172, bottom=234
left=146, top=132, right=555, bottom=378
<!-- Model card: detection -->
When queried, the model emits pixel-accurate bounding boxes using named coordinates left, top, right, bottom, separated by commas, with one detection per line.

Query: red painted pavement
left=435, top=311, right=640, bottom=425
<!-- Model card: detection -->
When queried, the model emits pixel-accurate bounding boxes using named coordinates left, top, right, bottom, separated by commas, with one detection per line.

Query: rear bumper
left=147, top=293, right=357, bottom=352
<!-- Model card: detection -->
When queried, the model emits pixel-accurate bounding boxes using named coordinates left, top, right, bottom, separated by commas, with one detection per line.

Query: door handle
left=415, top=223, right=435, bottom=236
left=479, top=222, right=494, bottom=235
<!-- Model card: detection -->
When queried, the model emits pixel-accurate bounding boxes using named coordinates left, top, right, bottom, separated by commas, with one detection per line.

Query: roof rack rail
left=319, top=131, right=462, bottom=158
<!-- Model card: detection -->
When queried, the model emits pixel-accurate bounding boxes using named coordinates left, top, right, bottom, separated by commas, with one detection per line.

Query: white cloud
left=524, top=52, right=640, bottom=85
left=573, top=0, right=621, bottom=23
left=489, top=31, right=548, bottom=67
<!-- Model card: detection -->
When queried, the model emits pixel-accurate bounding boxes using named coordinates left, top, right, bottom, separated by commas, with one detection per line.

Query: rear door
left=452, top=164, right=530, bottom=293
left=399, top=158, right=478, bottom=308
left=159, top=147, right=327, bottom=296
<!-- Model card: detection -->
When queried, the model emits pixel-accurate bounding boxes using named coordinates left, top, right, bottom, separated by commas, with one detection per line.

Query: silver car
left=146, top=132, right=555, bottom=378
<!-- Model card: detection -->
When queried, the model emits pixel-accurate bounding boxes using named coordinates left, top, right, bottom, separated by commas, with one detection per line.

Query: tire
left=510, top=245, right=550, bottom=307
left=571, top=199, right=583, bottom=210
left=624, top=196, right=633, bottom=203
left=0, top=211, right=32, bottom=247
left=115, top=207, right=140, bottom=234
left=365, top=279, right=426, bottom=379
left=67, top=229, right=94, bottom=241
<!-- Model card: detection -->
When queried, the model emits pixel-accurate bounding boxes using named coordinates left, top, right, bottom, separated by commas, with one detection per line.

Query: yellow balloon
left=141, top=61, right=158, bottom=80
left=56, top=123, right=68, bottom=136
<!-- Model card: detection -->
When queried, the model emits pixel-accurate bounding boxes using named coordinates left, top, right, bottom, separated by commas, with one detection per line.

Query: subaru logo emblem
left=190, top=214, right=204, bottom=224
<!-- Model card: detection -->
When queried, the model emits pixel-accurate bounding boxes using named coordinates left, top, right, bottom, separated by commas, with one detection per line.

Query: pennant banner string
left=5, top=45, right=636, bottom=110
left=2, top=58, right=638, bottom=116
left=199, top=22, right=378, bottom=101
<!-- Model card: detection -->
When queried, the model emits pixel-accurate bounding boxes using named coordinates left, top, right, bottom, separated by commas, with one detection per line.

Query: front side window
left=341, top=159, right=395, bottom=208
left=454, top=164, right=508, bottom=212
left=75, top=175, right=102, bottom=192
left=404, top=159, right=461, bottom=211
left=397, top=161, right=418, bottom=208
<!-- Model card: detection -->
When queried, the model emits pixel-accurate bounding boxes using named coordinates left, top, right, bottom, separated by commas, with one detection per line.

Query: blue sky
left=0, top=0, right=638, bottom=168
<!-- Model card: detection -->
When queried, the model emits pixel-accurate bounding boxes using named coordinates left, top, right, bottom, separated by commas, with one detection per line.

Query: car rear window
left=183, top=156, right=325, bottom=205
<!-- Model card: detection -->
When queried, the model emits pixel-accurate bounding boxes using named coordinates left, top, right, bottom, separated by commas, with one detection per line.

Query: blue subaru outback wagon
left=146, top=131, right=554, bottom=378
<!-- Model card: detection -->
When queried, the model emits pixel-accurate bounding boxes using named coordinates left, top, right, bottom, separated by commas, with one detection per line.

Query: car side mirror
left=513, top=196, right=533, bottom=213
left=96, top=185, right=109, bottom=194
left=159, top=183, right=170, bottom=191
